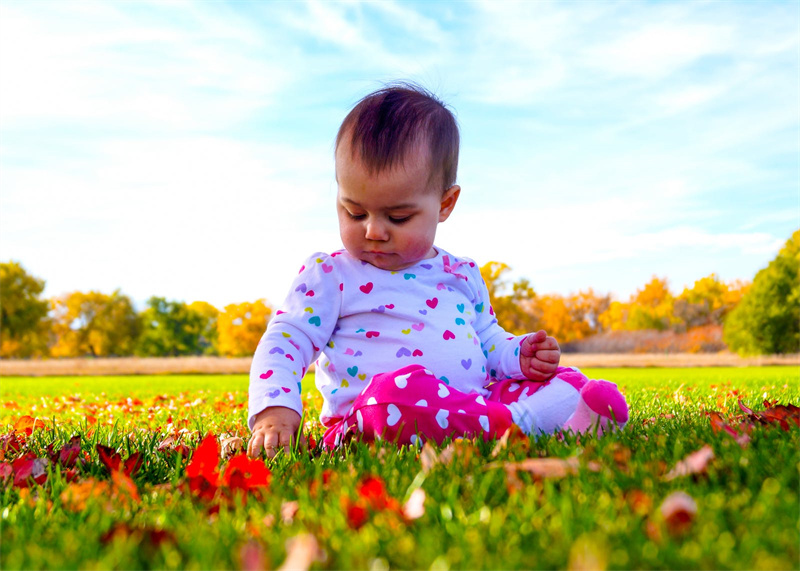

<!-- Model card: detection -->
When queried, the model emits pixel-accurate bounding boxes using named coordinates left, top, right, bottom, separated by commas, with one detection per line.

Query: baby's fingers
left=247, top=431, right=265, bottom=459
left=534, top=349, right=560, bottom=364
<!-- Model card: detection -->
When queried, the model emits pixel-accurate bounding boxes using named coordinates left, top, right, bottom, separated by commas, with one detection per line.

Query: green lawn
left=1, top=367, right=798, bottom=570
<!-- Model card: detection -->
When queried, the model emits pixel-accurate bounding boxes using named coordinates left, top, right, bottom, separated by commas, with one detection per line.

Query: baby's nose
left=365, top=219, right=389, bottom=241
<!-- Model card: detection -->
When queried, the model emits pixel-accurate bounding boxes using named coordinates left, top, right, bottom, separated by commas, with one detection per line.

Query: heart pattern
left=386, top=404, right=402, bottom=426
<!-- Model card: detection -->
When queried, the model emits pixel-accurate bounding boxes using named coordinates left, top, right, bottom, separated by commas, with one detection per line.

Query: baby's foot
left=563, top=379, right=628, bottom=435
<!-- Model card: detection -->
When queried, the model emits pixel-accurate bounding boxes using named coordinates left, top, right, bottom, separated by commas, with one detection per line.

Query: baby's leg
left=323, top=364, right=514, bottom=447
left=491, top=367, right=628, bottom=436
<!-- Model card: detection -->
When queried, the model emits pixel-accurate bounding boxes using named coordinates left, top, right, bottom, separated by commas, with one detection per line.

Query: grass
left=1, top=367, right=798, bottom=570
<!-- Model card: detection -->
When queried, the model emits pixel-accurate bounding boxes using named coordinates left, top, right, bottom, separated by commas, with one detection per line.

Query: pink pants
left=322, top=364, right=589, bottom=448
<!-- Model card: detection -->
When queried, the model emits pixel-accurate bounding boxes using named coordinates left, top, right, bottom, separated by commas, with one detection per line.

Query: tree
left=135, top=297, right=214, bottom=357
left=0, top=261, right=50, bottom=357
left=188, top=301, right=220, bottom=355
left=724, top=230, right=800, bottom=355
left=50, top=290, right=141, bottom=357
left=673, top=274, right=746, bottom=331
left=479, top=262, right=539, bottom=335
left=216, top=300, right=272, bottom=357
left=626, top=276, right=676, bottom=331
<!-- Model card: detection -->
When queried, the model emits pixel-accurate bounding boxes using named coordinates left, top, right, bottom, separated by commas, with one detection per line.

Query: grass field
left=1, top=367, right=798, bottom=570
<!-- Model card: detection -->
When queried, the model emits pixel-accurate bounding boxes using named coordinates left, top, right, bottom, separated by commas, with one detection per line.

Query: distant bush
left=563, top=325, right=726, bottom=354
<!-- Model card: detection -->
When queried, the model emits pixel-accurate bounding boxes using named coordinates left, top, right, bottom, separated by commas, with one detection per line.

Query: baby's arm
left=519, top=329, right=561, bottom=381
left=247, top=253, right=342, bottom=459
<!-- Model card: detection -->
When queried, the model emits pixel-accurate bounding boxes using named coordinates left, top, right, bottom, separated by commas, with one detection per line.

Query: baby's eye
left=348, top=212, right=366, bottom=221
left=389, top=215, right=412, bottom=224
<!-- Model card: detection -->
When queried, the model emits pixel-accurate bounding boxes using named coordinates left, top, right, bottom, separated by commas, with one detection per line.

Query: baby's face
left=335, top=140, right=459, bottom=271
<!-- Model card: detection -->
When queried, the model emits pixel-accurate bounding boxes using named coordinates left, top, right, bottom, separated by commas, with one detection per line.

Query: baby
left=248, top=84, right=628, bottom=458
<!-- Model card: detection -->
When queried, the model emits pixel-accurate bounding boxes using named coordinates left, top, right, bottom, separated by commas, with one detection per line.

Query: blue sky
left=1, top=1, right=798, bottom=311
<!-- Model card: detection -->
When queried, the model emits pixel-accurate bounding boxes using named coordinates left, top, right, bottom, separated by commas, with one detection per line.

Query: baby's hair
left=336, top=82, right=459, bottom=191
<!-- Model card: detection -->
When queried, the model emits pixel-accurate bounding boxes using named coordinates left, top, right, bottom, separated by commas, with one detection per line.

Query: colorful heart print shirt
left=248, top=248, right=527, bottom=429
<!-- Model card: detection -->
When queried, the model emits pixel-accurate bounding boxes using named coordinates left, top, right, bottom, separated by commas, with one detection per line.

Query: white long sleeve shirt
left=248, top=247, right=526, bottom=429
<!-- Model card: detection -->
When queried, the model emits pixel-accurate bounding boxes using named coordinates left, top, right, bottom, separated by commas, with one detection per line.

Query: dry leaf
left=664, top=445, right=714, bottom=481
left=660, top=491, right=697, bottom=535
left=220, top=436, right=244, bottom=458
left=491, top=424, right=530, bottom=457
left=277, top=533, right=324, bottom=571
left=438, top=439, right=476, bottom=467
left=419, top=442, right=439, bottom=474
left=402, top=488, right=426, bottom=521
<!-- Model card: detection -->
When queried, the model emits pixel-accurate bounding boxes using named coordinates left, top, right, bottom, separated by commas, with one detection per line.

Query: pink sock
left=563, top=379, right=629, bottom=435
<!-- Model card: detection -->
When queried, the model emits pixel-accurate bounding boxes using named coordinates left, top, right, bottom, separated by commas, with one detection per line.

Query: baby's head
left=334, top=84, right=462, bottom=271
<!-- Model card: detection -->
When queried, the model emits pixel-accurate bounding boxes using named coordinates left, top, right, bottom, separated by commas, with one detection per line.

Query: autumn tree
left=216, top=300, right=272, bottom=357
left=625, top=276, right=676, bottom=331
left=535, top=289, right=612, bottom=342
left=673, top=274, right=747, bottom=331
left=724, top=230, right=800, bottom=355
left=479, top=262, right=539, bottom=335
left=136, top=297, right=216, bottom=357
left=0, top=261, right=50, bottom=357
left=50, top=290, right=141, bottom=357
left=188, top=301, right=219, bottom=355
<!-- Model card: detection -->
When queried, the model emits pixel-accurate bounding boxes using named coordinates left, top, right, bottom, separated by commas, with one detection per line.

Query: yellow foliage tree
left=674, top=273, right=748, bottom=331
left=625, top=276, right=677, bottom=331
left=479, top=262, right=538, bottom=335
left=216, top=300, right=272, bottom=357
left=50, top=290, right=141, bottom=357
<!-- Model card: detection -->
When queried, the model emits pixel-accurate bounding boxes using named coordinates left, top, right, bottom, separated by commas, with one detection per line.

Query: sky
left=1, top=0, right=798, bottom=312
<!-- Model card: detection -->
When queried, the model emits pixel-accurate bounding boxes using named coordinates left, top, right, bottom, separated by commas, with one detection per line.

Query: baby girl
left=248, top=84, right=628, bottom=458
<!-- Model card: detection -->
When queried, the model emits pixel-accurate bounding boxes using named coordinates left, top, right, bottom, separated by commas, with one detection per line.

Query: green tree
left=0, top=261, right=50, bottom=357
left=51, top=290, right=141, bottom=357
left=724, top=230, right=800, bottom=355
left=188, top=301, right=220, bottom=355
left=135, top=297, right=213, bottom=357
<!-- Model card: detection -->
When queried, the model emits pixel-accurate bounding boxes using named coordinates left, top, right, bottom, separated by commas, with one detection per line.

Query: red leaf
left=186, top=434, right=220, bottom=481
left=738, top=399, right=755, bottom=415
left=222, top=453, right=271, bottom=495
left=660, top=491, right=697, bottom=535
left=11, top=453, right=48, bottom=487
left=96, top=444, right=122, bottom=472
left=58, top=436, right=82, bottom=469
left=0, top=462, right=13, bottom=483
left=123, top=452, right=143, bottom=477
left=345, top=502, right=369, bottom=530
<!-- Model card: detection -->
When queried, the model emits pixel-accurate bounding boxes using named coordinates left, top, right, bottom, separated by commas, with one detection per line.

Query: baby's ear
left=438, top=185, right=461, bottom=222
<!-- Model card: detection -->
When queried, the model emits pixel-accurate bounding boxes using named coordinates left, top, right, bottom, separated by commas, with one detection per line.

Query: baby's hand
left=248, top=406, right=305, bottom=459
left=519, top=330, right=561, bottom=381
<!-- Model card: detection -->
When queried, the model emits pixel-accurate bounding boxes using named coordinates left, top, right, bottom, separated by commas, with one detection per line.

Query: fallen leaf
left=96, top=444, right=143, bottom=476
left=220, top=436, right=244, bottom=458
left=13, top=415, right=46, bottom=436
left=277, top=534, right=324, bottom=571
left=402, top=488, right=426, bottom=521
left=419, top=441, right=439, bottom=474
left=491, top=424, right=530, bottom=457
left=660, top=491, right=697, bottom=535
left=222, top=453, right=271, bottom=498
left=664, top=445, right=714, bottom=481
left=438, top=439, right=476, bottom=468
left=11, top=453, right=48, bottom=487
